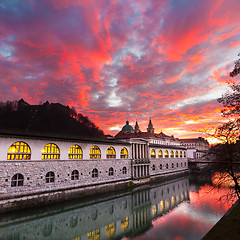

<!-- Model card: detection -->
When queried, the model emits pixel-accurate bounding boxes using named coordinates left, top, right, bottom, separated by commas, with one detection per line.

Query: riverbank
left=203, top=200, right=240, bottom=240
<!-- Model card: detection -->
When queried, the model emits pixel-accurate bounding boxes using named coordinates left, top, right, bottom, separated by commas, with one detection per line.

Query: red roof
left=115, top=130, right=176, bottom=140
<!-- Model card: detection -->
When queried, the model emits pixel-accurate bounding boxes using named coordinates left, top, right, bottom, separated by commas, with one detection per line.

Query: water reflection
left=0, top=176, right=232, bottom=240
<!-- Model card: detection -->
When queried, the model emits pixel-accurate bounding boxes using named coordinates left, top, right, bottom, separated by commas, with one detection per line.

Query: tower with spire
left=147, top=118, right=154, bottom=133
left=134, top=120, right=140, bottom=133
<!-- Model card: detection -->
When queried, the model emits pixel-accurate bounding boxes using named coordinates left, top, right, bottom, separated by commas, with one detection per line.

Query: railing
left=133, top=159, right=150, bottom=164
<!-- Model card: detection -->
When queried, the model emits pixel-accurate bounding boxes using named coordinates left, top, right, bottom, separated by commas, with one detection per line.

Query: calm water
left=0, top=175, right=235, bottom=240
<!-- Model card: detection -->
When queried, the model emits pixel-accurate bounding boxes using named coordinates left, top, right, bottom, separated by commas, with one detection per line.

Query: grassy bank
left=203, top=201, right=240, bottom=240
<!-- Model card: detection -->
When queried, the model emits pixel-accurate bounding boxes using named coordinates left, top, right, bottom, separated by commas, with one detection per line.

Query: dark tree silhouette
left=0, top=99, right=104, bottom=138
left=211, top=52, right=240, bottom=200
left=230, top=53, right=240, bottom=77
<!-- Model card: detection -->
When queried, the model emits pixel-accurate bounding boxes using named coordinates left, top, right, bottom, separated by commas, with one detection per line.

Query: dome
left=122, top=121, right=134, bottom=132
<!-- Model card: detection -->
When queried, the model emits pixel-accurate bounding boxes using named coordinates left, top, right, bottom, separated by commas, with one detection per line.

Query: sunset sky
left=1, top=0, right=240, bottom=139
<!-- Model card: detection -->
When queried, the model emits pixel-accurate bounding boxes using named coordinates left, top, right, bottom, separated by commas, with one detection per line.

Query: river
left=0, top=174, right=236, bottom=240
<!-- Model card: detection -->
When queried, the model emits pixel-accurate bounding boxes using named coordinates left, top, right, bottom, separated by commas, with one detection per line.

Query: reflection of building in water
left=0, top=178, right=190, bottom=240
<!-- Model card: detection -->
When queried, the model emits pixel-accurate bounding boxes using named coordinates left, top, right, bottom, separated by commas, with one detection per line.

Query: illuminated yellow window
left=87, top=229, right=100, bottom=240
left=106, top=147, right=116, bottom=159
left=89, top=146, right=101, bottom=159
left=170, top=150, right=174, bottom=158
left=175, top=151, right=178, bottom=157
left=164, top=150, right=169, bottom=158
left=152, top=204, right=157, bottom=215
left=7, top=141, right=31, bottom=160
left=184, top=151, right=186, bottom=157
left=158, top=150, right=163, bottom=158
left=160, top=200, right=165, bottom=212
left=120, top=147, right=128, bottom=158
left=180, top=151, right=182, bottom=157
left=171, top=196, right=176, bottom=206
left=166, top=199, right=171, bottom=210
left=42, top=143, right=60, bottom=159
left=121, top=216, right=129, bottom=231
left=72, top=237, right=80, bottom=240
left=106, top=223, right=116, bottom=238
left=151, top=149, right=156, bottom=158
left=69, top=145, right=83, bottom=159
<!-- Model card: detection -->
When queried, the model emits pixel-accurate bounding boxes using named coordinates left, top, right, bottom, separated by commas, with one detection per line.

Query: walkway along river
left=0, top=175, right=235, bottom=240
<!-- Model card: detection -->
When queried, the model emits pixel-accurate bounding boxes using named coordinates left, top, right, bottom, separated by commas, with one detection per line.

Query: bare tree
left=210, top=52, right=240, bottom=200
left=210, top=120, right=240, bottom=199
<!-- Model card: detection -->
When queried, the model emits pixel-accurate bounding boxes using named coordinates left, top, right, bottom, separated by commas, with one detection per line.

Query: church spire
left=147, top=118, right=154, bottom=133
left=135, top=120, right=140, bottom=133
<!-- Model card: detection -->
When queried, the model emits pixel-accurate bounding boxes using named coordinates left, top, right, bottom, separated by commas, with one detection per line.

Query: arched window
left=106, top=147, right=116, bottom=159
left=7, top=141, right=31, bottom=160
left=106, top=223, right=116, bottom=238
left=172, top=163, right=174, bottom=168
left=165, top=150, right=169, bottom=158
left=92, top=168, right=98, bottom=178
left=151, top=149, right=156, bottom=158
left=152, top=164, right=155, bottom=171
left=177, top=163, right=179, bottom=167
left=121, top=217, right=129, bottom=231
left=166, top=199, right=171, bottom=210
left=152, top=204, right=157, bottom=215
left=89, top=146, right=101, bottom=159
left=181, top=162, right=183, bottom=167
left=68, top=145, right=82, bottom=159
left=175, top=151, right=178, bottom=158
left=120, top=147, right=128, bottom=158
left=108, top=167, right=114, bottom=176
left=87, top=229, right=100, bottom=240
left=158, top=150, right=163, bottom=158
left=184, top=151, right=186, bottom=157
left=11, top=173, right=24, bottom=187
left=42, top=144, right=60, bottom=160
left=122, top=166, right=127, bottom=174
left=70, top=215, right=78, bottom=228
left=42, top=222, right=52, bottom=237
left=160, top=164, right=162, bottom=170
left=172, top=196, right=176, bottom=206
left=170, top=150, right=174, bottom=158
left=166, top=163, right=169, bottom=169
left=160, top=200, right=165, bottom=212
left=180, top=151, right=183, bottom=158
left=71, top=170, right=79, bottom=180
left=45, top=171, right=55, bottom=183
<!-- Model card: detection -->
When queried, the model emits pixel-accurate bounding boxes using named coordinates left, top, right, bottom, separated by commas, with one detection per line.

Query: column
left=135, top=144, right=138, bottom=159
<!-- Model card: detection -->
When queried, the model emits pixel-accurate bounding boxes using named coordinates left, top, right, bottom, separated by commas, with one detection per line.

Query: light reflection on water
left=0, top=175, right=236, bottom=240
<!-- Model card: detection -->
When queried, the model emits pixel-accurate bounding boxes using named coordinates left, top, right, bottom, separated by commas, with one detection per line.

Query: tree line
left=0, top=99, right=105, bottom=138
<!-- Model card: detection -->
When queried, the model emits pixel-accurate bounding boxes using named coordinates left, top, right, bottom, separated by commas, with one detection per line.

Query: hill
left=0, top=99, right=105, bottom=138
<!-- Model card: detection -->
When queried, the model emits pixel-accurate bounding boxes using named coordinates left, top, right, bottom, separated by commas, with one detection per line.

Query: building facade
left=0, top=119, right=189, bottom=211
left=180, top=137, right=209, bottom=160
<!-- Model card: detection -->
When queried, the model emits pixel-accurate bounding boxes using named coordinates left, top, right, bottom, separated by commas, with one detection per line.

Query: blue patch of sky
left=0, top=0, right=33, bottom=17
left=0, top=36, right=15, bottom=59
left=169, top=0, right=201, bottom=13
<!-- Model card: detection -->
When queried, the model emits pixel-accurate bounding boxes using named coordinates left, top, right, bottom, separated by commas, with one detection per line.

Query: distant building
left=179, top=137, right=209, bottom=159
left=115, top=119, right=187, bottom=179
